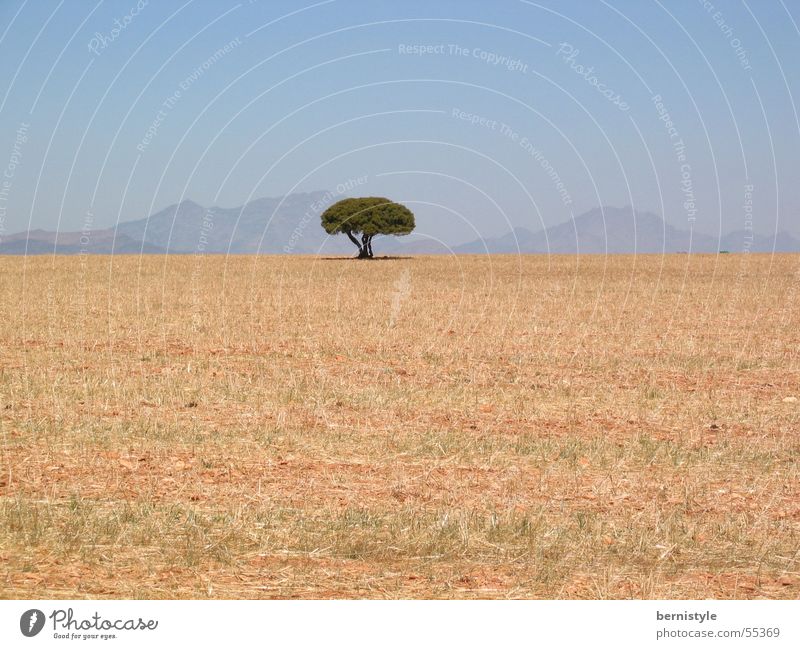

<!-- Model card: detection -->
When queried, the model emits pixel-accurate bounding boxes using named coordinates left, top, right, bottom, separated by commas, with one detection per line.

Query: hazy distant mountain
left=0, top=192, right=353, bottom=255
left=114, top=192, right=355, bottom=254
left=1, top=198, right=797, bottom=255
left=0, top=228, right=167, bottom=254
left=453, top=206, right=800, bottom=254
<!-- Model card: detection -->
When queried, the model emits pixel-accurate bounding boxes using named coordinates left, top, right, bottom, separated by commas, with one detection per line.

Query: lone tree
left=321, top=197, right=415, bottom=258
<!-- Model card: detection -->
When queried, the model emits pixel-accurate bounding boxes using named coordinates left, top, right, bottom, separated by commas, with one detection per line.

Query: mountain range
left=450, top=206, right=800, bottom=254
left=1, top=192, right=797, bottom=255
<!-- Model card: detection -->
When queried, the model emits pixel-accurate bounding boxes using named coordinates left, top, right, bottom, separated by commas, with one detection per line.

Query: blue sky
left=0, top=0, right=798, bottom=243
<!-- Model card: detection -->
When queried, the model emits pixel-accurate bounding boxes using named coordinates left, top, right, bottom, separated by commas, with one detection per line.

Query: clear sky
left=0, top=0, right=798, bottom=244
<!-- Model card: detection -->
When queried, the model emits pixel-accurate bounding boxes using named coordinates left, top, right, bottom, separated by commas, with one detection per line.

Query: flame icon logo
left=20, top=609, right=45, bottom=637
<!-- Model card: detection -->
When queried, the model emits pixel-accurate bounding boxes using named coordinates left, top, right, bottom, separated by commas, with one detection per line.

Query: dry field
left=0, top=253, right=798, bottom=599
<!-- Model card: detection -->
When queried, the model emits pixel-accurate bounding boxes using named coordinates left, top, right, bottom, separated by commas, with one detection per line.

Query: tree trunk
left=346, top=231, right=365, bottom=258
left=361, top=234, right=373, bottom=259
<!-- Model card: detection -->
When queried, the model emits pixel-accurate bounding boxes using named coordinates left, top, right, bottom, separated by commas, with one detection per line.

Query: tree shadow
left=319, top=256, right=413, bottom=260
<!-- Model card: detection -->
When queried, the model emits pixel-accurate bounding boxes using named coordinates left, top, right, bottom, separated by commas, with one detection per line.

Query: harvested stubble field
left=0, top=253, right=798, bottom=599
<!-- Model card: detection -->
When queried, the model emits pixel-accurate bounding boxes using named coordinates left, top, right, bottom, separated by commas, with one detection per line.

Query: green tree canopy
left=321, top=197, right=415, bottom=258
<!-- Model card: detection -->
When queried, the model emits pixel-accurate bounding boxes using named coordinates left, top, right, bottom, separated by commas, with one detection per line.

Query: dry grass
left=0, top=253, right=798, bottom=599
